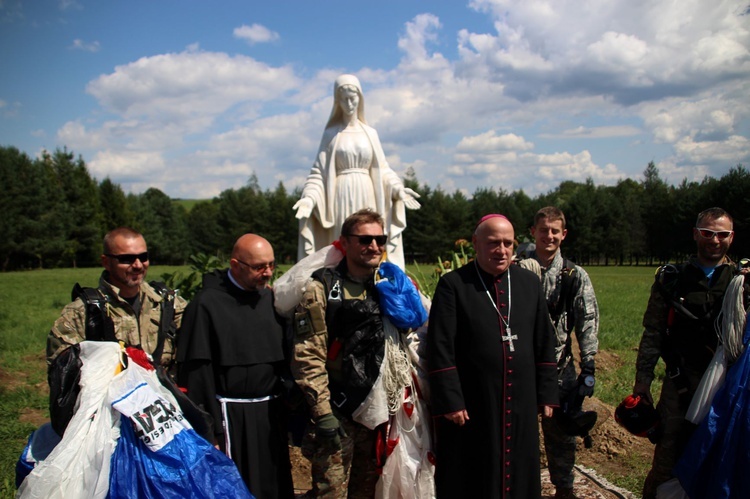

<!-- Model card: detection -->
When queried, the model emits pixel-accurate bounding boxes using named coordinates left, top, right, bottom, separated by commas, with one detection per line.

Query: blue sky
left=1, top=0, right=749, bottom=199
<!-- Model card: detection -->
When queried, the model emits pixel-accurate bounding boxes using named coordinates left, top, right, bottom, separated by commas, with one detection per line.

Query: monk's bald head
left=232, top=234, right=272, bottom=260
left=230, top=234, right=275, bottom=291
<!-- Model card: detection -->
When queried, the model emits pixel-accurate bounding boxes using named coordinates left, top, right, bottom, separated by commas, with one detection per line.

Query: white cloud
left=88, top=149, right=165, bottom=180
left=447, top=130, right=627, bottom=194
left=674, top=134, right=750, bottom=164
left=85, top=49, right=300, bottom=122
left=640, top=87, right=746, bottom=144
left=70, top=39, right=100, bottom=52
left=398, top=14, right=442, bottom=65
left=586, top=32, right=650, bottom=76
left=462, top=0, right=750, bottom=104
left=46, top=2, right=750, bottom=198
left=1, top=100, right=21, bottom=117
left=58, top=0, right=82, bottom=11
left=540, top=125, right=643, bottom=139
left=456, top=131, right=534, bottom=153
left=233, top=24, right=280, bottom=45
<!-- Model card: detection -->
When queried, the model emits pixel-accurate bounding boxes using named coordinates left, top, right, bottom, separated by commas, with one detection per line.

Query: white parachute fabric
left=685, top=275, right=747, bottom=424
left=273, top=243, right=345, bottom=316
left=656, top=478, right=690, bottom=499
left=17, top=342, right=122, bottom=499
left=375, top=389, right=435, bottom=499
left=685, top=345, right=727, bottom=424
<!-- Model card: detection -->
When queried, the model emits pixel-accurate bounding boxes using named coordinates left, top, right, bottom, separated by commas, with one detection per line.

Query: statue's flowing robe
left=298, top=122, right=408, bottom=268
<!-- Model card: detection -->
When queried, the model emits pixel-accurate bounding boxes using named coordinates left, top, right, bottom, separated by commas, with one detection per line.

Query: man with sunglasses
left=48, top=227, right=187, bottom=371
left=177, top=233, right=294, bottom=498
left=634, top=207, right=746, bottom=498
left=291, top=209, right=394, bottom=498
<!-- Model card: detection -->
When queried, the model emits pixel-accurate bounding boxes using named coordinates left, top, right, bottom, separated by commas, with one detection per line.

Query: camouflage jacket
left=635, top=256, right=740, bottom=387
left=290, top=267, right=373, bottom=419
left=518, top=250, right=599, bottom=369
left=47, top=272, right=187, bottom=369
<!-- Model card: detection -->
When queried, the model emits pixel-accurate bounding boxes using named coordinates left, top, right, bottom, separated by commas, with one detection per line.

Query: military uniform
left=636, top=256, right=744, bottom=499
left=519, top=250, right=599, bottom=492
left=47, top=271, right=187, bottom=370
left=292, top=260, right=382, bottom=499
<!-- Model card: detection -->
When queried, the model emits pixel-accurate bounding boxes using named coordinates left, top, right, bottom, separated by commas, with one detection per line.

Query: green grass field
left=0, top=264, right=658, bottom=496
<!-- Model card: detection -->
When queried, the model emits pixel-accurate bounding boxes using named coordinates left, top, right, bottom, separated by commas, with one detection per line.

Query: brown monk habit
left=427, top=262, right=558, bottom=499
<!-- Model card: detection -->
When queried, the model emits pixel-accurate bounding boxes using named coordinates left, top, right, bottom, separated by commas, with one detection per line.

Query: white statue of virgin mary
left=293, top=74, right=420, bottom=269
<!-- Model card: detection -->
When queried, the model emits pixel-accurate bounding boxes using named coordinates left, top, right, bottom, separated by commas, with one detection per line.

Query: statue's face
left=338, top=86, right=359, bottom=118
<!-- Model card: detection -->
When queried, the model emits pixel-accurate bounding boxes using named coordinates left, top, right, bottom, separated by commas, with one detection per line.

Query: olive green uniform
left=47, top=271, right=187, bottom=370
left=292, top=269, right=380, bottom=499
left=635, top=257, right=742, bottom=499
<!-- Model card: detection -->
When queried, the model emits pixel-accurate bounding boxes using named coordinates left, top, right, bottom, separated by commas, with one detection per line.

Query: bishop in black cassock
left=427, top=214, right=558, bottom=499
left=177, top=234, right=294, bottom=499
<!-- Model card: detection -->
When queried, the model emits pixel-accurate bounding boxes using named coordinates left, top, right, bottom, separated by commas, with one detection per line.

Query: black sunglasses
left=345, top=234, right=388, bottom=246
left=105, top=252, right=149, bottom=264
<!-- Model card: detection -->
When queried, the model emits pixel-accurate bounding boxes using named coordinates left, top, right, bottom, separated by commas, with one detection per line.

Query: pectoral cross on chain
left=502, top=327, right=518, bottom=352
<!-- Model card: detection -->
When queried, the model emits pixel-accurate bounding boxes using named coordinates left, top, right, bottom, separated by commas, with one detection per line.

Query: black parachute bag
left=327, top=299, right=385, bottom=417
left=48, top=344, right=83, bottom=436
left=339, top=299, right=385, bottom=390
left=48, top=284, right=116, bottom=436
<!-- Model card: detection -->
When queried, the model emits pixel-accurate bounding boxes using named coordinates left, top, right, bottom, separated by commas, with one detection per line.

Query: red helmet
left=615, top=394, right=662, bottom=443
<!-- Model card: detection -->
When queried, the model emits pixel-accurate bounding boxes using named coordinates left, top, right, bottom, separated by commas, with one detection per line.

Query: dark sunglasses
left=345, top=234, right=388, bottom=246
left=695, top=228, right=733, bottom=241
left=105, top=252, right=149, bottom=264
left=235, top=259, right=275, bottom=272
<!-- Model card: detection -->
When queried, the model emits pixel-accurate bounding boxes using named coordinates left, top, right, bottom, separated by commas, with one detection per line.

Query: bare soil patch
left=19, top=408, right=49, bottom=428
left=0, top=366, right=28, bottom=392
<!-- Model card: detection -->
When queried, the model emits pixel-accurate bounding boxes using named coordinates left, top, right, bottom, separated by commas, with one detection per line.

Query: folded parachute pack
left=17, top=342, right=253, bottom=499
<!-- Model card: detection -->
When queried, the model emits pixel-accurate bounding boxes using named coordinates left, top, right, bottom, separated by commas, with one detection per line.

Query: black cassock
left=427, top=262, right=558, bottom=499
left=177, top=270, right=294, bottom=499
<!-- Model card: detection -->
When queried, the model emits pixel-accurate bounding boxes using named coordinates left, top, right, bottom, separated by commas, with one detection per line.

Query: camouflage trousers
left=542, top=362, right=578, bottom=489
left=301, top=416, right=379, bottom=499
left=642, top=375, right=699, bottom=499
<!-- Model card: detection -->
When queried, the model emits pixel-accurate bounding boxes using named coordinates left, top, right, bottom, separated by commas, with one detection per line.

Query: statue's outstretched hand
left=293, top=197, right=314, bottom=219
left=401, top=187, right=421, bottom=210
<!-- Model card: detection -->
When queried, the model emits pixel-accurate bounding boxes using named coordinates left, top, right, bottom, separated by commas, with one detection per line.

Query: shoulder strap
left=311, top=267, right=342, bottom=334
left=549, top=259, right=578, bottom=331
left=149, top=281, right=176, bottom=366
left=71, top=283, right=116, bottom=342
left=652, top=263, right=694, bottom=408
left=561, top=259, right=580, bottom=323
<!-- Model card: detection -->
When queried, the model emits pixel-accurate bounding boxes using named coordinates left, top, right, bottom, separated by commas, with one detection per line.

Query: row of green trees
left=1, top=145, right=748, bottom=271
left=403, top=162, right=749, bottom=267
